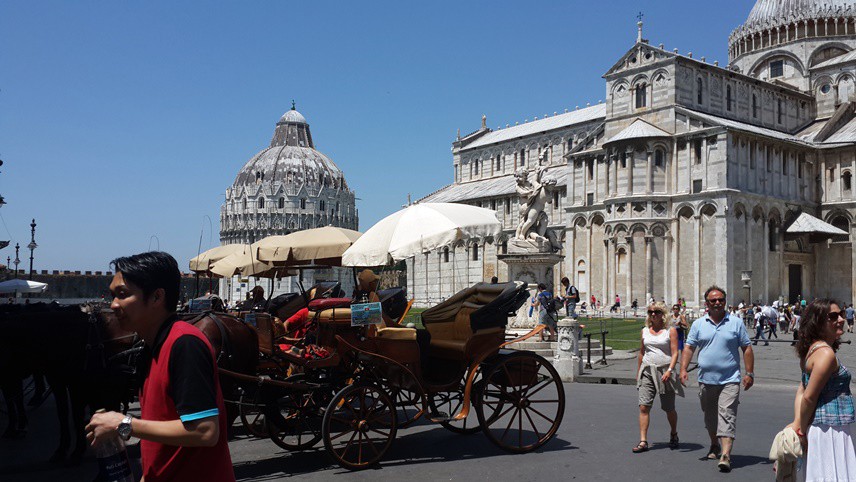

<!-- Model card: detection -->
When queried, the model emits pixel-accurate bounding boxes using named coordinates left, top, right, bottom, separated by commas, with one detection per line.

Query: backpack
left=539, top=291, right=559, bottom=313
left=568, top=286, right=580, bottom=303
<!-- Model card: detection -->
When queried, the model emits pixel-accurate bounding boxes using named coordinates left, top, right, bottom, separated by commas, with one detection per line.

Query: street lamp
left=13, top=243, right=20, bottom=278
left=28, top=219, right=37, bottom=280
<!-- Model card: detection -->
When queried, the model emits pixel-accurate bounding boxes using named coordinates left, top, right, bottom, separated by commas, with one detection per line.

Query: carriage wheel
left=427, top=366, right=491, bottom=435
left=322, top=384, right=397, bottom=470
left=238, top=392, right=269, bottom=438
left=476, top=352, right=564, bottom=453
left=266, top=375, right=323, bottom=451
left=389, top=387, right=422, bottom=428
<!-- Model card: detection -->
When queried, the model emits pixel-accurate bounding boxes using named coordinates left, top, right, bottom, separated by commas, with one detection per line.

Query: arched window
left=443, top=247, right=450, bottom=263
left=255, top=171, right=261, bottom=182
left=697, top=78, right=704, bottom=104
left=319, top=200, right=325, bottom=211
left=726, top=85, right=733, bottom=112
left=635, top=83, right=647, bottom=108
left=257, top=197, right=265, bottom=209
left=278, top=197, right=285, bottom=209
left=300, top=198, right=306, bottom=209
left=768, top=220, right=778, bottom=251
left=752, top=94, right=758, bottom=118
left=474, top=160, right=479, bottom=175
left=844, top=171, right=852, bottom=191
left=654, top=149, right=665, bottom=168
left=777, top=98, right=783, bottom=124
left=472, top=245, right=479, bottom=261
left=242, top=198, right=247, bottom=210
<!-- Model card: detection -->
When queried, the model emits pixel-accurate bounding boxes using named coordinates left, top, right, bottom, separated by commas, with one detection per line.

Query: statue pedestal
left=498, top=252, right=564, bottom=328
left=554, top=318, right=582, bottom=381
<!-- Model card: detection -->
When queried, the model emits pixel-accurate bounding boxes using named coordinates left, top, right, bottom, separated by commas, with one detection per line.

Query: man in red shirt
left=86, top=252, right=234, bottom=482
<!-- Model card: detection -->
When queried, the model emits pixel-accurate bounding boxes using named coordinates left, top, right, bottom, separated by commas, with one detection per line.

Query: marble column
left=645, top=235, right=653, bottom=301
left=664, top=234, right=672, bottom=303
left=602, top=239, right=609, bottom=303
left=851, top=223, right=856, bottom=304
left=695, top=215, right=702, bottom=307
left=646, top=150, right=653, bottom=194
left=763, top=220, right=770, bottom=301
left=627, top=150, right=634, bottom=195
left=626, top=235, right=633, bottom=306
left=570, top=161, right=576, bottom=205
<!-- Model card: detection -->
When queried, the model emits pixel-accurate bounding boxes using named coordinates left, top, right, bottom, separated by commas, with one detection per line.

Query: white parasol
left=342, top=202, right=502, bottom=266
left=0, top=279, right=48, bottom=295
left=255, top=226, right=362, bottom=265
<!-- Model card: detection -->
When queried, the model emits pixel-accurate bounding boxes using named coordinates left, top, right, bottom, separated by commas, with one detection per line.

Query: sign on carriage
left=350, top=302, right=383, bottom=326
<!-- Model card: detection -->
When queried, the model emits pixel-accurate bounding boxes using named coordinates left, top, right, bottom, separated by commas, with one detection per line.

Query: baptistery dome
left=220, top=105, right=358, bottom=245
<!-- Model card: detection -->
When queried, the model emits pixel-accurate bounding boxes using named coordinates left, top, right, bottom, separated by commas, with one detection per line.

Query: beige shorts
left=637, top=369, right=675, bottom=412
left=699, top=383, right=740, bottom=439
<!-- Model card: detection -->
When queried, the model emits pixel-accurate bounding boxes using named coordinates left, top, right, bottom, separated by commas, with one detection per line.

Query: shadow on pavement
left=233, top=430, right=574, bottom=480
left=648, top=441, right=704, bottom=452
left=730, top=454, right=772, bottom=470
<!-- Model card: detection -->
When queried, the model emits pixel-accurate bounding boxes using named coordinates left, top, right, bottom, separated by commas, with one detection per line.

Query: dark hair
left=111, top=251, right=180, bottom=312
left=704, top=285, right=726, bottom=302
left=537, top=283, right=547, bottom=291
left=490, top=276, right=498, bottom=284
left=561, top=277, right=570, bottom=286
left=796, top=298, right=841, bottom=360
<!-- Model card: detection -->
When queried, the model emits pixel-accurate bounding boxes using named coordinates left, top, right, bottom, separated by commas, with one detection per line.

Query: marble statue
left=512, top=149, right=559, bottom=252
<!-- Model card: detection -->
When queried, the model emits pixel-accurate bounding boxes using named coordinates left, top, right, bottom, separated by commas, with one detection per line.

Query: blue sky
left=0, top=1, right=749, bottom=271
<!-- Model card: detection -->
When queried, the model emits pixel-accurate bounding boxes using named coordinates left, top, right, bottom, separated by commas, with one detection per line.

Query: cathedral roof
left=459, top=104, right=605, bottom=152
left=745, top=0, right=855, bottom=28
left=604, top=118, right=671, bottom=145
left=417, top=166, right=567, bottom=204
left=785, top=211, right=848, bottom=235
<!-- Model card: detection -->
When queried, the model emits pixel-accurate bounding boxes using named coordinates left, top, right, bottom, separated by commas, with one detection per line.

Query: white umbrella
left=0, top=279, right=48, bottom=295
left=342, top=202, right=502, bottom=266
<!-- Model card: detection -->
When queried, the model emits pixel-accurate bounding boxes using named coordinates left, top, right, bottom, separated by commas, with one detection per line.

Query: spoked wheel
left=266, top=375, right=324, bottom=451
left=427, top=366, right=488, bottom=435
left=476, top=352, right=565, bottom=453
left=238, top=391, right=269, bottom=438
left=389, top=387, right=422, bottom=428
left=322, top=384, right=397, bottom=470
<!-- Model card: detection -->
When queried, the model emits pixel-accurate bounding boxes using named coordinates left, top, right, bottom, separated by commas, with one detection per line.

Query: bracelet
left=795, top=428, right=805, bottom=437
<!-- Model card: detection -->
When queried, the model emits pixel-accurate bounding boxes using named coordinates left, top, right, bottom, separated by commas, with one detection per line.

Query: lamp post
left=13, top=243, right=20, bottom=278
left=28, top=219, right=37, bottom=280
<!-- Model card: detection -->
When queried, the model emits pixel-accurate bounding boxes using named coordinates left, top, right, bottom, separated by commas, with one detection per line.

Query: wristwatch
left=118, top=415, right=133, bottom=441
left=746, top=372, right=755, bottom=379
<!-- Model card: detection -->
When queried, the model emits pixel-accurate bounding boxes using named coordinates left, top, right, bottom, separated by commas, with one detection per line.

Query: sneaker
left=706, top=444, right=721, bottom=460
left=669, top=433, right=679, bottom=450
left=718, top=454, right=731, bottom=472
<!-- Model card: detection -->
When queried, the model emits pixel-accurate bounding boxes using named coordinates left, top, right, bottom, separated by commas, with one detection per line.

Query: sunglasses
left=707, top=298, right=726, bottom=304
left=647, top=310, right=663, bottom=315
left=827, top=311, right=844, bottom=321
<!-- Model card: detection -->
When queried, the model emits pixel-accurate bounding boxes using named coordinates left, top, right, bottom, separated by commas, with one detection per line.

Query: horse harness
left=183, top=311, right=233, bottom=368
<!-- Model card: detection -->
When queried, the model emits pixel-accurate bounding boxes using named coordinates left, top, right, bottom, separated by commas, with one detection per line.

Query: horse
left=0, top=302, right=141, bottom=463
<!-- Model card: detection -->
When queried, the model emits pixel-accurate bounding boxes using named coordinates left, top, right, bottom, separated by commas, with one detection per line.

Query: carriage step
left=428, top=411, right=451, bottom=423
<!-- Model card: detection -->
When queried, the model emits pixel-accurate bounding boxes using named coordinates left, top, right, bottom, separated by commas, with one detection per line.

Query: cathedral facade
left=414, top=0, right=856, bottom=309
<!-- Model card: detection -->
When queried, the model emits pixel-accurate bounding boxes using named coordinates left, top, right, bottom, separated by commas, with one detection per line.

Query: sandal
left=706, top=444, right=721, bottom=460
left=669, top=433, right=679, bottom=449
left=632, top=441, right=649, bottom=453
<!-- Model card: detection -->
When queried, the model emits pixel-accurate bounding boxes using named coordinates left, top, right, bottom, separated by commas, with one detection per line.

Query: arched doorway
left=576, top=260, right=588, bottom=297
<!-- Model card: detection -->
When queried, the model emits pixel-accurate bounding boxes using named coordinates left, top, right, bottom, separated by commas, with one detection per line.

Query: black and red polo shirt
left=140, top=316, right=235, bottom=482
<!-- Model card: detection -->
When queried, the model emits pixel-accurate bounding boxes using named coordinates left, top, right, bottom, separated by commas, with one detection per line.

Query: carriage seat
left=309, top=297, right=352, bottom=311
left=375, top=326, right=417, bottom=341
left=426, top=294, right=506, bottom=361
left=315, top=306, right=352, bottom=324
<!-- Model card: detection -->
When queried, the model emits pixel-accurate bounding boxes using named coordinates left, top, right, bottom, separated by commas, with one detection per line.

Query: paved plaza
left=2, top=331, right=853, bottom=482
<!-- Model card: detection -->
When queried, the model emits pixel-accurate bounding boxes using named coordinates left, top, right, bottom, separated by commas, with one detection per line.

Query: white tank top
left=642, top=328, right=671, bottom=366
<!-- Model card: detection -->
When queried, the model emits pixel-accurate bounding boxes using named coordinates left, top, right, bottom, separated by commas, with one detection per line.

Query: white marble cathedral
left=413, top=0, right=856, bottom=309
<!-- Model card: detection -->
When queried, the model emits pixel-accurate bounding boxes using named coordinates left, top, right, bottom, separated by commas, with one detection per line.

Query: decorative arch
left=808, top=42, right=852, bottom=67
left=629, top=223, right=648, bottom=235
left=590, top=213, right=606, bottom=226
left=674, top=203, right=695, bottom=218
left=700, top=203, right=717, bottom=218
left=732, top=202, right=747, bottom=219
left=768, top=207, right=783, bottom=224
left=824, top=209, right=853, bottom=224
left=651, top=68, right=670, bottom=84
left=748, top=50, right=807, bottom=78
left=751, top=205, right=766, bottom=222
left=612, top=80, right=630, bottom=95
left=571, top=214, right=587, bottom=227
left=630, top=73, right=649, bottom=87
left=650, top=223, right=668, bottom=237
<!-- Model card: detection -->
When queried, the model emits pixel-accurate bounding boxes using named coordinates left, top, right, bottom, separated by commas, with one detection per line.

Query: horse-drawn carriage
left=216, top=279, right=565, bottom=470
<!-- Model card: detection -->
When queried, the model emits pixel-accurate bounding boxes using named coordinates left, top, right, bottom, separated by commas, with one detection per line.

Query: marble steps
left=507, top=339, right=613, bottom=358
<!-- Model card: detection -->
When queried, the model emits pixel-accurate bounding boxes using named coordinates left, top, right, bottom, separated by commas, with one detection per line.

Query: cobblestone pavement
left=1, top=332, right=853, bottom=482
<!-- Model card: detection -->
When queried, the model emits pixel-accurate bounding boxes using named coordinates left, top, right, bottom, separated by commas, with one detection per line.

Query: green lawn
left=579, top=317, right=646, bottom=351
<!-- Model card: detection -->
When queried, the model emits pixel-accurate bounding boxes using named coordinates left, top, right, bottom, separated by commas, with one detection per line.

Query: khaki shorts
left=699, top=383, right=740, bottom=439
left=637, top=369, right=675, bottom=412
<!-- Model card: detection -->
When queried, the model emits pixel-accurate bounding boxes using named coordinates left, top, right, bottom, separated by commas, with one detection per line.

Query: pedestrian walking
left=846, top=303, right=855, bottom=334
left=787, top=299, right=855, bottom=481
left=85, top=252, right=235, bottom=482
left=560, top=276, right=580, bottom=318
left=532, top=283, right=558, bottom=342
left=765, top=303, right=780, bottom=339
left=680, top=286, right=754, bottom=473
left=753, top=306, right=769, bottom=346
left=670, top=304, right=688, bottom=352
left=633, top=302, right=682, bottom=453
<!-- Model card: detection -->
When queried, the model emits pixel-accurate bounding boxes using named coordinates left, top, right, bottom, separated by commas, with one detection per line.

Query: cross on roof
left=637, top=11, right=644, bottom=22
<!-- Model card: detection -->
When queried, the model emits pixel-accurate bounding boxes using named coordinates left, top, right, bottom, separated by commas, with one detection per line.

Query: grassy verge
left=579, top=317, right=646, bottom=351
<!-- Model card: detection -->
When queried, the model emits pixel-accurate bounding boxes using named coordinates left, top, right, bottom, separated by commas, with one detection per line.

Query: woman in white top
left=633, top=301, right=681, bottom=453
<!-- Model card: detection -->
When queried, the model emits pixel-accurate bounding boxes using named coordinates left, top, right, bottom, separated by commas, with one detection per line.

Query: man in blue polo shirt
left=679, top=286, right=754, bottom=474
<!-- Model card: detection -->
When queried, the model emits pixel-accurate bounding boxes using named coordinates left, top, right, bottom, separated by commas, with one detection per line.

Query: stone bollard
left=554, top=318, right=582, bottom=382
